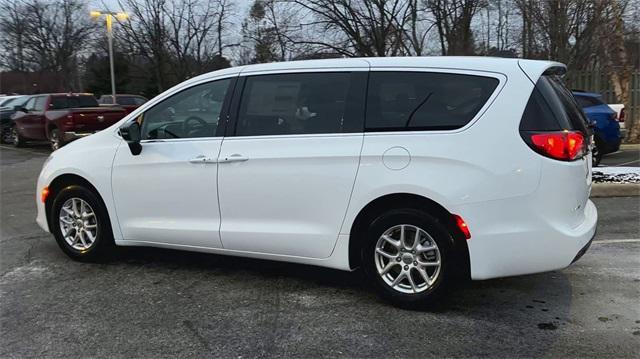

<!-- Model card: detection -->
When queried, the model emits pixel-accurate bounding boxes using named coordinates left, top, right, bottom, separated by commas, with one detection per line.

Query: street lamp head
left=115, top=12, right=129, bottom=21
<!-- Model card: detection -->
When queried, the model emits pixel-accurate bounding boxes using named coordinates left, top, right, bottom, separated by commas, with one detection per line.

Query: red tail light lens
left=529, top=131, right=585, bottom=161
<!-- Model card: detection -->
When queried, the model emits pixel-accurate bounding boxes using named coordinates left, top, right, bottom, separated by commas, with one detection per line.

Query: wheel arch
left=347, top=193, right=470, bottom=278
left=45, top=173, right=106, bottom=232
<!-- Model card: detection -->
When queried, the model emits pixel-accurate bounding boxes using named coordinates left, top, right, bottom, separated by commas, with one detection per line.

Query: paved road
left=1, top=145, right=639, bottom=358
left=600, top=145, right=640, bottom=167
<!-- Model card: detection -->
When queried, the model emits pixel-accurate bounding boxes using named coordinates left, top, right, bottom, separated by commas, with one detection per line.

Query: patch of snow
left=593, top=166, right=640, bottom=183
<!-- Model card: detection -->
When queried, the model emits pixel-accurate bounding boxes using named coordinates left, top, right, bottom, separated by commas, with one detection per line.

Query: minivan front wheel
left=361, top=209, right=451, bottom=308
left=51, top=185, right=114, bottom=261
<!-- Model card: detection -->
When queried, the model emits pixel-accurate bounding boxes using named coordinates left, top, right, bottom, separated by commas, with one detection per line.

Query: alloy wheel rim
left=374, top=224, right=441, bottom=294
left=59, top=198, right=98, bottom=251
left=11, top=127, right=18, bottom=145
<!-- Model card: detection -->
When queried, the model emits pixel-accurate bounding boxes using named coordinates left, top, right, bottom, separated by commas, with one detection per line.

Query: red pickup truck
left=11, top=93, right=128, bottom=150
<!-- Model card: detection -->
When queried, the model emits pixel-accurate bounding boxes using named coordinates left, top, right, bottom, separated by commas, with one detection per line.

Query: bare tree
left=602, top=0, right=637, bottom=142
left=0, top=0, right=96, bottom=89
left=426, top=0, right=484, bottom=55
left=0, top=1, right=28, bottom=71
left=293, top=0, right=423, bottom=57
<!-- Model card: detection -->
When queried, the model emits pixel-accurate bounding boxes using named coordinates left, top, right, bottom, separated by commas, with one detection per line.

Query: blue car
left=572, top=91, right=622, bottom=166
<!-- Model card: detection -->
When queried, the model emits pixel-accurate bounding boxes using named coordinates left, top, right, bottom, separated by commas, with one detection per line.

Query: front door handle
left=219, top=154, right=249, bottom=163
left=189, top=155, right=217, bottom=164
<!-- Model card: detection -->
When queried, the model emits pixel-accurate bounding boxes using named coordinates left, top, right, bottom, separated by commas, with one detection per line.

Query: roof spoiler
left=518, top=60, right=567, bottom=84
left=542, top=66, right=567, bottom=76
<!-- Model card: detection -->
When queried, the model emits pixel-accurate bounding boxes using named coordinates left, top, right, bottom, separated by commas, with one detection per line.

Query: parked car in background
left=608, top=103, right=625, bottom=129
left=0, top=95, right=30, bottom=143
left=36, top=58, right=596, bottom=307
left=572, top=90, right=622, bottom=166
left=98, top=94, right=147, bottom=114
left=11, top=93, right=128, bottom=150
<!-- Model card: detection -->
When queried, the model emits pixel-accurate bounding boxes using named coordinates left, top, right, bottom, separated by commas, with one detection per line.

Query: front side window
left=34, top=96, right=47, bottom=111
left=366, top=72, right=499, bottom=131
left=141, top=79, right=231, bottom=140
left=24, top=97, right=36, bottom=111
left=235, top=72, right=361, bottom=136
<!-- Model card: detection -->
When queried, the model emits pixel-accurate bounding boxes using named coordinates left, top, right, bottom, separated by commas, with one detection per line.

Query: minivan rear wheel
left=361, top=208, right=451, bottom=308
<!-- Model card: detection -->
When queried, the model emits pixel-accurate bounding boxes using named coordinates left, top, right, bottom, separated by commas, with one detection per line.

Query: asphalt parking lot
left=1, top=145, right=639, bottom=358
left=600, top=145, right=640, bottom=167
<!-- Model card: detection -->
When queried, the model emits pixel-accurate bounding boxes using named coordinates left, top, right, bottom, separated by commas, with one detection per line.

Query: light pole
left=90, top=11, right=128, bottom=104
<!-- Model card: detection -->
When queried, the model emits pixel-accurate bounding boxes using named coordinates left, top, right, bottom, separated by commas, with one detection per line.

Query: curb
left=620, top=144, right=640, bottom=150
left=590, top=183, right=640, bottom=197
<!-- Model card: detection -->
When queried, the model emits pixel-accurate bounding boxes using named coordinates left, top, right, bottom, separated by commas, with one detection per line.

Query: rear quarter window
left=365, top=71, right=499, bottom=131
left=520, top=75, right=589, bottom=133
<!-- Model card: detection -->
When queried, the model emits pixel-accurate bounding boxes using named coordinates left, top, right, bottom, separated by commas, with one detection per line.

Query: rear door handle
left=219, top=154, right=249, bottom=163
left=189, top=155, right=217, bottom=164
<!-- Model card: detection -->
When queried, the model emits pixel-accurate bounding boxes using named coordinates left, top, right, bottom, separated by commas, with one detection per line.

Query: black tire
left=0, top=127, right=11, bottom=144
left=50, top=185, right=114, bottom=262
left=592, top=137, right=603, bottom=167
left=360, top=208, right=453, bottom=309
left=11, top=125, right=25, bottom=147
left=50, top=128, right=63, bottom=151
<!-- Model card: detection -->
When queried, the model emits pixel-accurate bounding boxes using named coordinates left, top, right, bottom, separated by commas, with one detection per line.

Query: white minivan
left=36, top=57, right=597, bottom=307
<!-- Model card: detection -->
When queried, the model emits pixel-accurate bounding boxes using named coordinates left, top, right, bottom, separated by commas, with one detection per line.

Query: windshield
left=0, top=96, right=27, bottom=108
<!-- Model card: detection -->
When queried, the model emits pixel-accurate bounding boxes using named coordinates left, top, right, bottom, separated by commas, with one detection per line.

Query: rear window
left=117, top=96, right=144, bottom=106
left=520, top=75, right=589, bottom=133
left=365, top=72, right=499, bottom=131
left=51, top=95, right=99, bottom=109
left=574, top=94, right=606, bottom=109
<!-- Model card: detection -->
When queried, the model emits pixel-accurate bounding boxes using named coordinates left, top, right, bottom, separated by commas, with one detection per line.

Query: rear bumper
left=461, top=198, right=597, bottom=280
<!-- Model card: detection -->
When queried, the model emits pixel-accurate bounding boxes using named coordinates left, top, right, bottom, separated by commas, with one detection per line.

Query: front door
left=17, top=96, right=47, bottom=140
left=112, top=77, right=234, bottom=248
left=218, top=71, right=367, bottom=258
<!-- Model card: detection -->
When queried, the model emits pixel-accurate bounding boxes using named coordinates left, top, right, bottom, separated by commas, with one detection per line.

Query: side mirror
left=14, top=106, right=27, bottom=112
left=119, top=121, right=142, bottom=155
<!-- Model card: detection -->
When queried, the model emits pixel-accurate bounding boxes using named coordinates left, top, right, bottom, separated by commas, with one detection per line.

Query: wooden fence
left=568, top=70, right=640, bottom=124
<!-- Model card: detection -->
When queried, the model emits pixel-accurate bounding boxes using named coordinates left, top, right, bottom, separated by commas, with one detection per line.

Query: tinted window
left=141, top=79, right=230, bottom=140
left=34, top=96, right=47, bottom=111
left=50, top=95, right=99, bottom=109
left=574, top=94, right=605, bottom=109
left=117, top=96, right=138, bottom=105
left=366, top=72, right=499, bottom=131
left=0, top=96, right=27, bottom=108
left=235, top=72, right=362, bottom=136
left=98, top=96, right=112, bottom=104
left=520, top=76, right=589, bottom=133
left=116, top=96, right=145, bottom=106
left=24, top=97, right=36, bottom=111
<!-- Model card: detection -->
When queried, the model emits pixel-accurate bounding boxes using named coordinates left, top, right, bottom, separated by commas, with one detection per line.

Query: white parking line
left=593, top=238, right=640, bottom=244
left=614, top=159, right=640, bottom=166
left=0, top=145, right=49, bottom=156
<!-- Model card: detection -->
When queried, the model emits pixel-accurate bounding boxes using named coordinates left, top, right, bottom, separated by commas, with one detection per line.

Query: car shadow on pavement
left=109, top=245, right=574, bottom=321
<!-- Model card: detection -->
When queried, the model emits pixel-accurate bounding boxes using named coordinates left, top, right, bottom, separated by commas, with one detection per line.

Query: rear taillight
left=619, top=109, right=625, bottom=122
left=527, top=130, right=585, bottom=161
left=65, top=114, right=74, bottom=127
